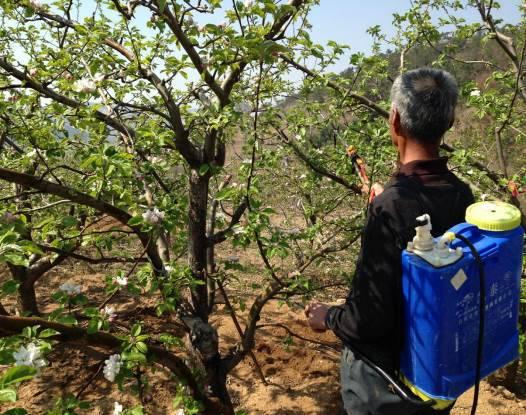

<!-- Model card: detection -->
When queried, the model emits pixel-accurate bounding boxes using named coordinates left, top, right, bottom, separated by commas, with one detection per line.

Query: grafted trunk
left=188, top=169, right=210, bottom=321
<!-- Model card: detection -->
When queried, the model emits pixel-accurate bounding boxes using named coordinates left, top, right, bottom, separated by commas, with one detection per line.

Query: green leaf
left=2, top=408, right=28, bottom=415
left=0, top=366, right=36, bottom=387
left=159, top=333, right=183, bottom=346
left=122, top=352, right=146, bottom=363
left=198, top=164, right=210, bottom=176
left=56, top=315, right=77, bottom=325
left=136, top=342, right=148, bottom=354
left=0, top=388, right=16, bottom=402
left=127, top=216, right=143, bottom=227
left=158, top=0, right=167, bottom=12
left=1, top=280, right=20, bottom=296
left=128, top=407, right=144, bottom=415
left=38, top=328, right=60, bottom=339
left=131, top=324, right=141, bottom=337
left=0, top=350, right=15, bottom=365
left=60, top=216, right=77, bottom=228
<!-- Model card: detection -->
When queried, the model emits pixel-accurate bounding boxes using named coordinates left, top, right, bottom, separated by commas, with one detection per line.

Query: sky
left=304, top=0, right=523, bottom=74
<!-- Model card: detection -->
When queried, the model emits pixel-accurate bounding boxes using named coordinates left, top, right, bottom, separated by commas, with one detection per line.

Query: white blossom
left=470, top=89, right=481, bottom=97
left=40, top=97, right=53, bottom=107
left=142, top=207, right=165, bottom=225
left=93, top=73, right=105, bottom=83
left=185, top=15, right=195, bottom=26
left=113, top=402, right=124, bottom=415
left=244, top=0, right=254, bottom=7
left=218, top=21, right=228, bottom=29
left=164, top=265, right=173, bottom=273
left=103, top=354, right=122, bottom=382
left=29, top=0, right=44, bottom=10
left=73, top=78, right=97, bottom=93
left=59, top=281, right=81, bottom=295
left=148, top=156, right=163, bottom=164
left=175, top=409, right=185, bottom=415
left=234, top=101, right=251, bottom=114
left=232, top=225, right=244, bottom=235
left=102, top=306, right=116, bottom=321
left=114, top=276, right=128, bottom=286
left=299, top=174, right=307, bottom=179
left=198, top=91, right=212, bottom=106
left=13, top=342, right=47, bottom=369
left=28, top=68, right=38, bottom=77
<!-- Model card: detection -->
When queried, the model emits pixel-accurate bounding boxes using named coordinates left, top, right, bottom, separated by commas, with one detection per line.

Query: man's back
left=326, top=157, right=474, bottom=370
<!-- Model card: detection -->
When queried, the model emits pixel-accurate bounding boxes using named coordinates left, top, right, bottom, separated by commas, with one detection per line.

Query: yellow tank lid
left=465, top=201, right=522, bottom=232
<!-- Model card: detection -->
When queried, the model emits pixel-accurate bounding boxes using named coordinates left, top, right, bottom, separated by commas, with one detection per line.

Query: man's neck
left=399, top=141, right=439, bottom=165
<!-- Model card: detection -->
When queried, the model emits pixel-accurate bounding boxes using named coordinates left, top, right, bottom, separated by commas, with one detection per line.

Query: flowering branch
left=0, top=315, right=222, bottom=413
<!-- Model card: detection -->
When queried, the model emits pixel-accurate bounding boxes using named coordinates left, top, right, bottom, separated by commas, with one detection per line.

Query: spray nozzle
left=411, top=214, right=434, bottom=251
left=415, top=216, right=429, bottom=227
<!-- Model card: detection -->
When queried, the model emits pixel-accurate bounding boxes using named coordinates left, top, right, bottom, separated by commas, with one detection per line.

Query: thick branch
left=156, top=1, right=227, bottom=105
left=208, top=199, right=248, bottom=246
left=223, top=280, right=282, bottom=371
left=0, top=315, right=221, bottom=413
left=18, top=11, right=201, bottom=166
left=0, top=58, right=136, bottom=139
left=0, top=167, right=163, bottom=270
left=37, top=244, right=149, bottom=265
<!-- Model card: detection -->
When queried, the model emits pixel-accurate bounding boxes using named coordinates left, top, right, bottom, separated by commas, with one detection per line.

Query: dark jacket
left=326, top=157, right=475, bottom=372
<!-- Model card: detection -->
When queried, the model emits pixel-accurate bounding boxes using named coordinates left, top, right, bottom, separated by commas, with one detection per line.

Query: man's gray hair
left=390, top=68, right=458, bottom=144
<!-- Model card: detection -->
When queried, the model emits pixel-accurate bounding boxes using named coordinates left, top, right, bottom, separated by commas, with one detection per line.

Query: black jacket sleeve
left=325, top=196, right=404, bottom=345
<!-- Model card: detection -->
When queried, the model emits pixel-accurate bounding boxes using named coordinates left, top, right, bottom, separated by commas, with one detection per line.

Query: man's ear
left=391, top=108, right=403, bottom=136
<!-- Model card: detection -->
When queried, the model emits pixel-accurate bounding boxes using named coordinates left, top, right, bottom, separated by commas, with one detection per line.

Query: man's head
left=389, top=68, right=458, bottom=154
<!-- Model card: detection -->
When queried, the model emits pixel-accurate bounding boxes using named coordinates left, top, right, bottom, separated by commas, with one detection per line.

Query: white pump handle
left=412, top=214, right=434, bottom=251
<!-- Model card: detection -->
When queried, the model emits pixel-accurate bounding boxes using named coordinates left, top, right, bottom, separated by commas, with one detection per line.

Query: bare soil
left=1, top=264, right=525, bottom=414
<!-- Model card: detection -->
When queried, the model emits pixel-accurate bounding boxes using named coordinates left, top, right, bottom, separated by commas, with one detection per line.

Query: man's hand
left=305, top=302, right=329, bottom=332
left=361, top=182, right=384, bottom=203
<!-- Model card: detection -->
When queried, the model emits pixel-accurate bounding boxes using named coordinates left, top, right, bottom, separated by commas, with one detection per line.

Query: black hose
left=455, top=234, right=485, bottom=415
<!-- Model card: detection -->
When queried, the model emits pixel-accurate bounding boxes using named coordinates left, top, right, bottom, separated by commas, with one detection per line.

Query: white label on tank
left=451, top=269, right=467, bottom=291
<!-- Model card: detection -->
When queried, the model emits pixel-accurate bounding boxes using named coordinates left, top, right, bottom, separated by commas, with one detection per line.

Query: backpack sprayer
left=344, top=147, right=524, bottom=413
left=400, top=202, right=524, bottom=414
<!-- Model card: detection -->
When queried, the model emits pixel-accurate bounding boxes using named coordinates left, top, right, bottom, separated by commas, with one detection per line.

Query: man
left=305, top=68, right=474, bottom=415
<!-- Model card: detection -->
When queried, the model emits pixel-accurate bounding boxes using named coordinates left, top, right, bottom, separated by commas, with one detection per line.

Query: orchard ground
left=1, top=241, right=525, bottom=415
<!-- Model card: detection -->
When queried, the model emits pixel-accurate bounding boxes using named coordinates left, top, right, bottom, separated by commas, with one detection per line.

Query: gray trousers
left=340, top=348, right=453, bottom=415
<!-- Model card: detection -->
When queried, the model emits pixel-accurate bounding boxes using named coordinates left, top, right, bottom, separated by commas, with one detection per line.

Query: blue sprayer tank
left=400, top=201, right=524, bottom=402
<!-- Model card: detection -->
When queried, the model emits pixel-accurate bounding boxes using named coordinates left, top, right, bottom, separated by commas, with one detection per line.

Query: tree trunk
left=188, top=169, right=210, bottom=321
left=18, top=279, right=39, bottom=316
left=8, top=265, right=39, bottom=316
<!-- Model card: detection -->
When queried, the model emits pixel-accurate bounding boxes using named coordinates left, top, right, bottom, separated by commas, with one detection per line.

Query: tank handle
left=450, top=223, right=498, bottom=257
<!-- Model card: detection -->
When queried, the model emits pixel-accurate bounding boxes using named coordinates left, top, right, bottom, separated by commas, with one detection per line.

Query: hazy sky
left=305, top=0, right=522, bottom=74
